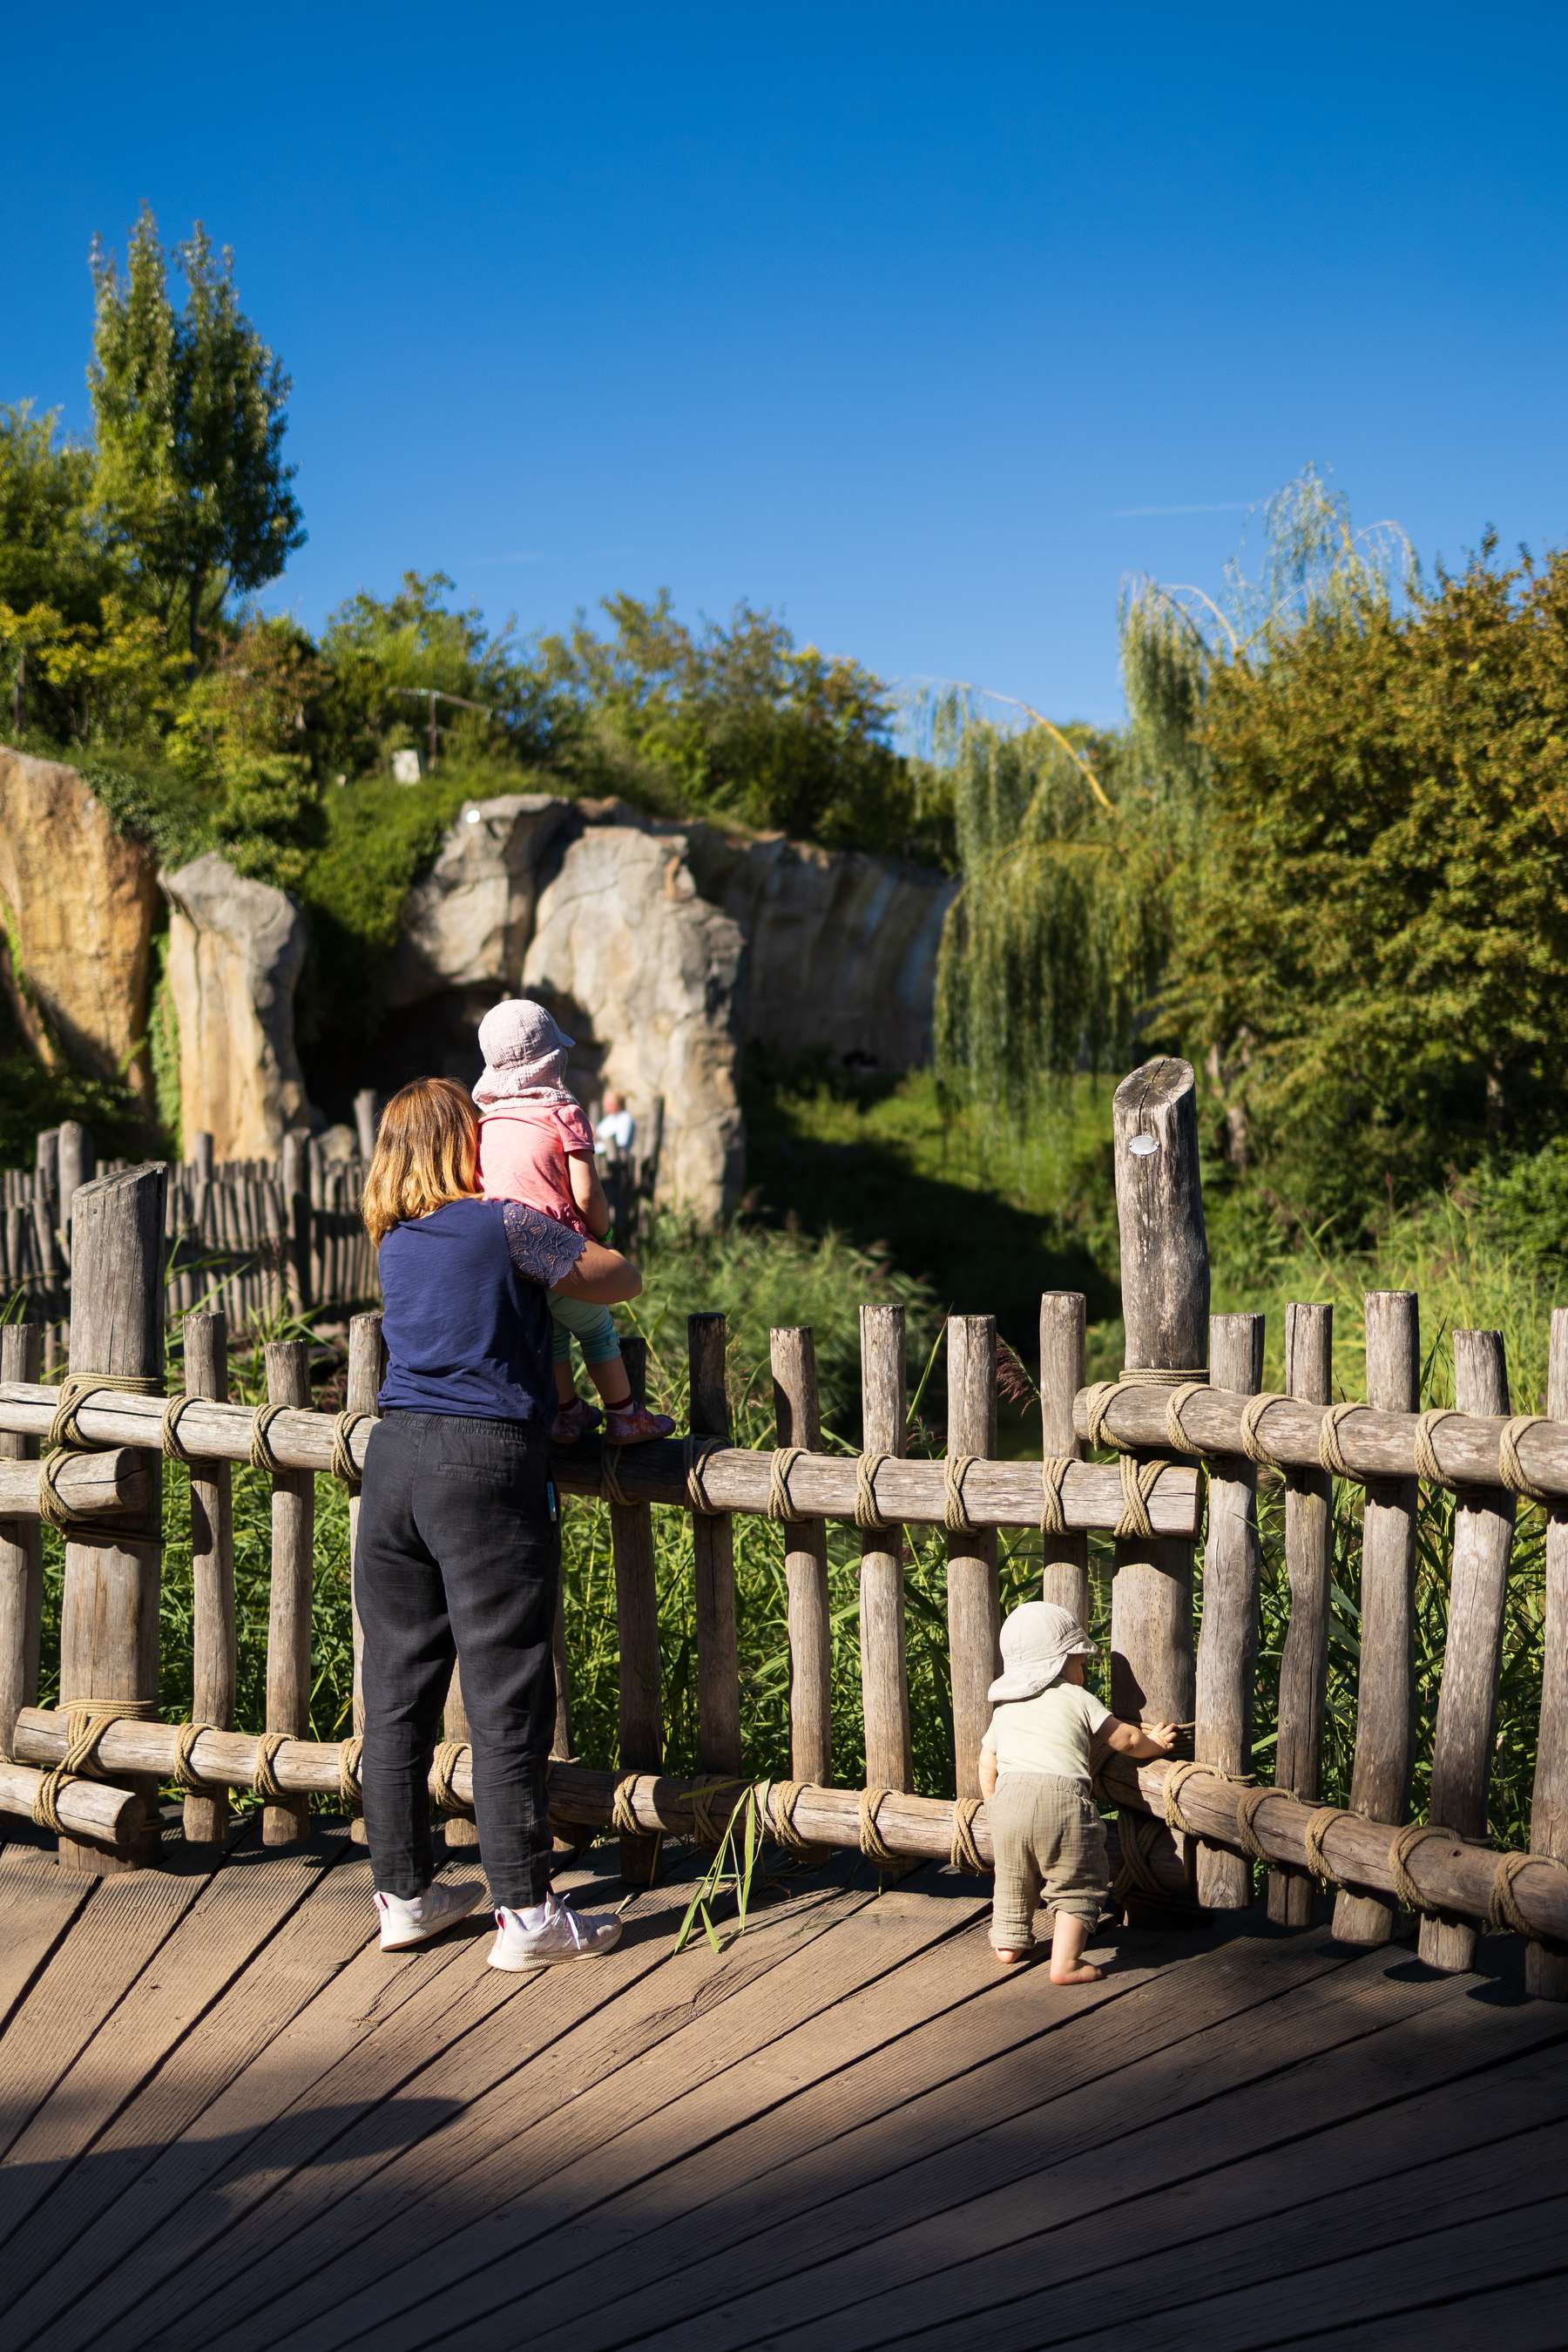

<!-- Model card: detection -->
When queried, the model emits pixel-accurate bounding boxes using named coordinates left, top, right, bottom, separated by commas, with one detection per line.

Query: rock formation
left=0, top=747, right=159, bottom=1106
left=384, top=794, right=572, bottom=1013
left=522, top=825, right=746, bottom=1221
left=161, top=852, right=310, bottom=1160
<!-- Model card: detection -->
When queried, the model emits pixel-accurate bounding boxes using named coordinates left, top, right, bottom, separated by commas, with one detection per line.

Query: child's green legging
left=548, top=1287, right=621, bottom=1368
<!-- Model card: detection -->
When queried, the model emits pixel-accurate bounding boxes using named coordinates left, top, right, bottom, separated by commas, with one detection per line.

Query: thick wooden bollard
left=184, top=1313, right=234, bottom=1845
left=1109, top=1059, right=1208, bottom=1737
left=1269, top=1301, right=1335, bottom=1927
left=1039, top=1292, right=1090, bottom=1622
left=859, top=1303, right=913, bottom=1793
left=57, top=1165, right=166, bottom=1871
left=689, top=1315, right=741, bottom=1776
left=611, top=1335, right=661, bottom=1881
left=1193, top=1312, right=1264, bottom=1909
left=263, top=1339, right=314, bottom=1844
left=946, top=1315, right=999, bottom=1801
left=1334, top=1292, right=1421, bottom=1945
left=0, top=1322, right=44, bottom=1762
left=1530, top=1310, right=1568, bottom=2000
left=442, top=1664, right=479, bottom=1849
left=1421, top=1329, right=1517, bottom=1971
left=347, top=1312, right=381, bottom=1845
left=771, top=1326, right=832, bottom=1787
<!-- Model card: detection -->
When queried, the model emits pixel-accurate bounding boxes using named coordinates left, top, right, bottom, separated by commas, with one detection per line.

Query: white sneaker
left=375, top=1879, right=484, bottom=1951
left=488, top=1890, right=623, bottom=1970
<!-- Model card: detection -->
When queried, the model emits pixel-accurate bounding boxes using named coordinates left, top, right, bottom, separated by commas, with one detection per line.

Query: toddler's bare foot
left=992, top=1945, right=1031, bottom=1965
left=1049, top=1960, right=1105, bottom=1984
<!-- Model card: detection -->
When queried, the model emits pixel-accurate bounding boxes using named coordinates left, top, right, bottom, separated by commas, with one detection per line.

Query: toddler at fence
left=979, top=1599, right=1178, bottom=1983
left=474, top=998, right=673, bottom=1446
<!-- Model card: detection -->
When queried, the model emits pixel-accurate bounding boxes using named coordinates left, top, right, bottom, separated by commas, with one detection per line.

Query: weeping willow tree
left=930, top=466, right=1411, bottom=1124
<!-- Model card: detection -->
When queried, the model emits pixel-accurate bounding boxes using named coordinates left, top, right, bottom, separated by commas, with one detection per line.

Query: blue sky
left=8, top=2, right=1566, bottom=728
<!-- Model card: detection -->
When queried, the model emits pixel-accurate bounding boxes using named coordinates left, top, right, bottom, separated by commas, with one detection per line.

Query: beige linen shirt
left=981, top=1681, right=1111, bottom=1783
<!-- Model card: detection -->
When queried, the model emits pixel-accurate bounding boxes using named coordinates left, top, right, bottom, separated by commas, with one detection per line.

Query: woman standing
left=357, top=1076, right=639, bottom=1966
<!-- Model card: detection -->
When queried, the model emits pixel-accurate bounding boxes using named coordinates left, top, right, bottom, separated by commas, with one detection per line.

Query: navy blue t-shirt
left=376, top=1196, right=585, bottom=1424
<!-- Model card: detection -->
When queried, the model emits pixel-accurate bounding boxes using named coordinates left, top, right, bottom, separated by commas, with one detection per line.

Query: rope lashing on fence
left=431, top=1741, right=470, bottom=1813
left=611, top=1774, right=644, bottom=1838
left=1301, top=1806, right=1357, bottom=1885
left=1113, top=1454, right=1164, bottom=1541
left=160, top=1392, right=202, bottom=1464
left=1039, top=1456, right=1071, bottom=1536
left=764, top=1780, right=812, bottom=1851
left=686, top=1777, right=746, bottom=1845
left=40, top=1370, right=165, bottom=1535
left=1163, top=1381, right=1211, bottom=1452
left=857, top=1785, right=902, bottom=1867
left=248, top=1404, right=289, bottom=1476
left=331, top=1411, right=369, bottom=1489
left=1238, top=1392, right=1291, bottom=1466
left=1232, top=1783, right=1279, bottom=1865
left=36, top=1450, right=77, bottom=1531
left=171, top=1720, right=222, bottom=1794
left=599, top=1447, right=632, bottom=1509
left=252, top=1730, right=290, bottom=1803
left=1386, top=1821, right=1463, bottom=1914
left=1112, top=1811, right=1168, bottom=1903
left=684, top=1437, right=722, bottom=1516
left=1084, top=1369, right=1211, bottom=1452
left=1499, top=1416, right=1551, bottom=1504
left=1413, top=1409, right=1459, bottom=1484
left=337, top=1735, right=363, bottom=1813
left=943, top=1455, right=980, bottom=1535
left=30, top=1698, right=154, bottom=1833
left=950, top=1794, right=986, bottom=1874
left=1081, top=1369, right=1206, bottom=1541
left=1316, top=1402, right=1364, bottom=1478
left=855, top=1451, right=893, bottom=1531
left=768, top=1447, right=808, bottom=1522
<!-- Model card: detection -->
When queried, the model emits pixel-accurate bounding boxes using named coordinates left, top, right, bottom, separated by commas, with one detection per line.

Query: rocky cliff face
left=0, top=747, right=159, bottom=1108
left=161, top=852, right=311, bottom=1160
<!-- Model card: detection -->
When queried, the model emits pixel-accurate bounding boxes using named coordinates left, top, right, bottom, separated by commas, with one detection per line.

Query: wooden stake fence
left=3, top=1058, right=1568, bottom=2004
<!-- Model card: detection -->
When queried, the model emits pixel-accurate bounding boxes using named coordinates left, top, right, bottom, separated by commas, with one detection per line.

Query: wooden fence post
left=347, top=1311, right=381, bottom=1845
left=1529, top=1308, right=1568, bottom=2000
left=1333, top=1290, right=1421, bottom=1945
left=57, top=1121, right=94, bottom=1253
left=1268, top=1301, right=1335, bottom=1927
left=263, top=1339, right=314, bottom=1845
left=1039, top=1292, right=1089, bottom=1622
left=57, top=1165, right=166, bottom=1871
left=281, top=1132, right=311, bottom=1312
left=1109, top=1058, right=1208, bottom=1735
left=859, top=1302, right=913, bottom=1794
left=1193, top=1311, right=1264, bottom=1909
left=612, top=1334, right=661, bottom=1881
left=771, top=1326, right=832, bottom=1787
left=183, top=1312, right=234, bottom=1845
left=0, top=1322, right=44, bottom=1764
left=1420, top=1328, right=1517, bottom=1971
left=947, top=1315, right=999, bottom=1801
left=354, top=1090, right=380, bottom=1161
left=442, top=1666, right=479, bottom=1848
left=689, top=1313, right=741, bottom=1777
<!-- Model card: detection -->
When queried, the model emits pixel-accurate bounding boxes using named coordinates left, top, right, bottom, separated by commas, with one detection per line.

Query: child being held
left=474, top=997, right=673, bottom=1446
left=978, top=1599, right=1178, bottom=1984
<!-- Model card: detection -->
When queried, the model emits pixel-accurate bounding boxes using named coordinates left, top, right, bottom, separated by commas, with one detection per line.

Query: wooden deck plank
left=0, top=1849, right=98, bottom=2036
left=332, top=1917, right=1322, bottom=2350
left=0, top=1830, right=351, bottom=2323
left=536, top=1934, right=1453, bottom=2352
left=723, top=2004, right=1568, bottom=2351
left=200, top=1864, right=889, bottom=2352
left=0, top=1829, right=336, bottom=2252
left=0, top=1842, right=214, bottom=2166
left=1275, top=2264, right=1568, bottom=2352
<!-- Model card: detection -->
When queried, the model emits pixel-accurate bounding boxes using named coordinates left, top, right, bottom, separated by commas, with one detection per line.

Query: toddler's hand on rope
left=1146, top=1721, right=1180, bottom=1754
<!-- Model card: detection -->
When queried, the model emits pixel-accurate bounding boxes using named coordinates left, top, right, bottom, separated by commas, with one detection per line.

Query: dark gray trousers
left=355, top=1409, right=558, bottom=1908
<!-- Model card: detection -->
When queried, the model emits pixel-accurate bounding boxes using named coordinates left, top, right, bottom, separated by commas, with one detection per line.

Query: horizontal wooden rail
left=0, top=1383, right=1202, bottom=1535
left=10, top=1708, right=1186, bottom=1895
left=1074, top=1379, right=1568, bottom=1504
left=0, top=1755, right=144, bottom=1850
left=0, top=1449, right=154, bottom=1520
left=1096, top=1753, right=1568, bottom=1943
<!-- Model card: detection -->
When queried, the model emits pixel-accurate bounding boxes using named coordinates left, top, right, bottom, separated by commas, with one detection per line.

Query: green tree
left=1164, top=543, right=1568, bottom=1227
left=0, top=402, right=117, bottom=735
left=316, top=570, right=547, bottom=775
left=168, top=613, right=328, bottom=884
left=89, top=208, right=304, bottom=661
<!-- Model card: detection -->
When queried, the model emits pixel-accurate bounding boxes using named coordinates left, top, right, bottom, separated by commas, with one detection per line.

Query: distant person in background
left=594, top=1089, right=636, bottom=1158
left=472, top=1001, right=672, bottom=1447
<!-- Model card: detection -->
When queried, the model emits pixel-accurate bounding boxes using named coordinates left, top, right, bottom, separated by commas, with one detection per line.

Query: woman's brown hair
left=362, top=1077, right=482, bottom=1246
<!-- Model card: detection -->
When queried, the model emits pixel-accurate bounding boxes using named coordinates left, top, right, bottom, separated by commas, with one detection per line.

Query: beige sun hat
left=986, top=1599, right=1096, bottom=1704
left=473, top=997, right=576, bottom=1104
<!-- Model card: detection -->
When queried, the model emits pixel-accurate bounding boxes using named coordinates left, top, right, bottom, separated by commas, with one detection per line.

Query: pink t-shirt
left=478, top=1099, right=596, bottom=1237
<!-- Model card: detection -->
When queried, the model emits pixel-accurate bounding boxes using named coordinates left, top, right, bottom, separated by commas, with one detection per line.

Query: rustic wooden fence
left=2, top=1056, right=1566, bottom=2002
left=2, top=1096, right=654, bottom=1345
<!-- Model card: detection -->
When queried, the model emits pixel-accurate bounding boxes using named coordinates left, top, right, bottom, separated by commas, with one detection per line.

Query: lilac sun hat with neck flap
left=986, top=1599, right=1096, bottom=1705
left=473, top=997, right=576, bottom=1105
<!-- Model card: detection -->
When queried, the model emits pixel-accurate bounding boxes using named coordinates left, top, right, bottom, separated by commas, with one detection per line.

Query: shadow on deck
left=2, top=1821, right=1565, bottom=2352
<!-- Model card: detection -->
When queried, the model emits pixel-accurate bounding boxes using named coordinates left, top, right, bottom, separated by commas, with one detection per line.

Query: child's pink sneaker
left=603, top=1400, right=676, bottom=1445
left=551, top=1397, right=602, bottom=1444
